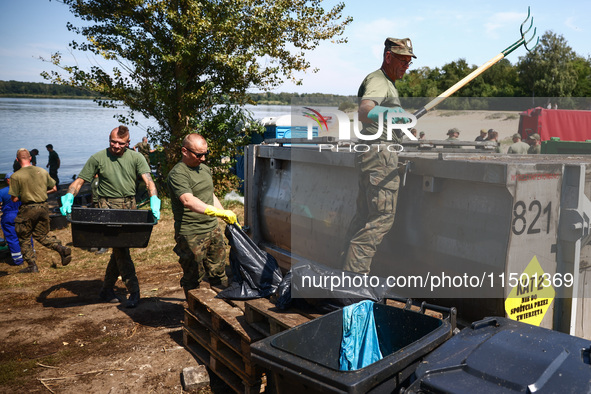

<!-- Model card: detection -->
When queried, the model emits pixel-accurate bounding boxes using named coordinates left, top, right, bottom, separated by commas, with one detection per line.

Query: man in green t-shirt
left=342, top=37, right=415, bottom=275
left=507, top=134, right=530, bottom=154
left=9, top=148, right=72, bottom=273
left=45, top=144, right=61, bottom=186
left=167, top=133, right=238, bottom=298
left=60, top=126, right=161, bottom=308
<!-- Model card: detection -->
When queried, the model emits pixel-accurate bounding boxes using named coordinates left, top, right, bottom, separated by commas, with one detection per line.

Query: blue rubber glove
left=367, top=105, right=409, bottom=124
left=60, top=193, right=74, bottom=216
left=150, top=195, right=161, bottom=221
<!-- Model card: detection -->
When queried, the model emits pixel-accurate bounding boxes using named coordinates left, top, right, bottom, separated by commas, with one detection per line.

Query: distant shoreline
left=0, top=94, right=95, bottom=100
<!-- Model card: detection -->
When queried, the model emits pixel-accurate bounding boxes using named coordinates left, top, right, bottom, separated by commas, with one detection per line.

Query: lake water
left=0, top=98, right=289, bottom=181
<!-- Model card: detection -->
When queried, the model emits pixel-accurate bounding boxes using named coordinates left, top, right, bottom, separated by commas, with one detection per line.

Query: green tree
left=42, top=0, right=351, bottom=192
left=571, top=56, right=591, bottom=98
left=517, top=31, right=578, bottom=98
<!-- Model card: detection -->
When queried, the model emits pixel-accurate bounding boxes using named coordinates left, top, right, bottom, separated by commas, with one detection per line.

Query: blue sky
left=1, top=0, right=589, bottom=95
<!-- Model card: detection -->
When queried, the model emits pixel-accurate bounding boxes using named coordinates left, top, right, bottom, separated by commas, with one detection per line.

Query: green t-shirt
left=358, top=68, right=403, bottom=142
left=167, top=161, right=217, bottom=235
left=9, top=166, right=56, bottom=203
left=507, top=141, right=529, bottom=154
left=78, top=148, right=150, bottom=198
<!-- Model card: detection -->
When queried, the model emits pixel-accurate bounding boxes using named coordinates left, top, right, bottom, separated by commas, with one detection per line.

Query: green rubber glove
left=367, top=105, right=409, bottom=124
left=204, top=205, right=240, bottom=227
left=60, top=193, right=74, bottom=216
left=150, top=195, right=161, bottom=221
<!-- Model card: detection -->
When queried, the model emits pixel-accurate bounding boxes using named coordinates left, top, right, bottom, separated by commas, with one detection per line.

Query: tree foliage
left=517, top=31, right=578, bottom=97
left=42, top=0, right=352, bottom=191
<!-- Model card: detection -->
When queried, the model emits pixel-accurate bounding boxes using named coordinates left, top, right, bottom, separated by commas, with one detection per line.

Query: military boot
left=19, top=264, right=39, bottom=273
left=57, top=245, right=72, bottom=266
left=126, top=291, right=140, bottom=308
left=99, top=287, right=119, bottom=303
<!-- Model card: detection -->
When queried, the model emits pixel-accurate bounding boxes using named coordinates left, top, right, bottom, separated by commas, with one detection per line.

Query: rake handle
left=414, top=53, right=505, bottom=119
left=413, top=7, right=536, bottom=120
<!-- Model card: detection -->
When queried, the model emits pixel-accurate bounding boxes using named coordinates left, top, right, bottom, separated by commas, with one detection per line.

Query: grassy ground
left=0, top=198, right=244, bottom=393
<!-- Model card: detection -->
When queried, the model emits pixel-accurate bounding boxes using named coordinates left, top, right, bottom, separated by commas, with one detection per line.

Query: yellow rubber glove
left=204, top=205, right=240, bottom=227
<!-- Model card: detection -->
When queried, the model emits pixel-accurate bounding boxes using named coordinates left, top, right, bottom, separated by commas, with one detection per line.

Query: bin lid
left=407, top=317, right=591, bottom=393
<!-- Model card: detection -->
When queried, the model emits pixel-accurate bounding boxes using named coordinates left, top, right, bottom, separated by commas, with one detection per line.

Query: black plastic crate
left=68, top=207, right=156, bottom=248
left=251, top=302, right=456, bottom=394
left=403, top=316, right=591, bottom=393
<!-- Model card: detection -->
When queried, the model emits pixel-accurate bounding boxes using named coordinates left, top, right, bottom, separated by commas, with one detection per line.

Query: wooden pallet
left=184, top=288, right=265, bottom=394
left=244, top=297, right=311, bottom=337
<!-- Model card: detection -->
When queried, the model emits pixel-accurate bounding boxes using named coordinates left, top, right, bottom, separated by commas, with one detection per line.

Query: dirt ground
left=0, top=197, right=242, bottom=393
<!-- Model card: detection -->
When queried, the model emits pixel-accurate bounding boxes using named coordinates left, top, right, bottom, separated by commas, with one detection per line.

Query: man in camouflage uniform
left=134, top=136, right=153, bottom=165
left=167, top=133, right=239, bottom=298
left=9, top=149, right=71, bottom=273
left=342, top=37, right=415, bottom=274
left=60, top=126, right=161, bottom=308
left=527, top=133, right=541, bottom=154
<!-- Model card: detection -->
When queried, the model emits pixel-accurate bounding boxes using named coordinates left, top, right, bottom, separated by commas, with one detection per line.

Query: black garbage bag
left=272, top=270, right=292, bottom=310
left=216, top=224, right=283, bottom=300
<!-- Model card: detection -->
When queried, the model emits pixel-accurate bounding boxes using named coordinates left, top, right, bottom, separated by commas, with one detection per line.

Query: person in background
left=0, top=172, right=28, bottom=266
left=9, top=149, right=72, bottom=273
left=527, top=133, right=542, bottom=154
left=402, top=128, right=418, bottom=141
left=134, top=136, right=154, bottom=165
left=342, top=37, right=416, bottom=275
left=60, top=126, right=161, bottom=308
left=167, top=133, right=238, bottom=298
left=475, top=129, right=488, bottom=141
left=486, top=129, right=501, bottom=153
left=419, top=131, right=426, bottom=140
left=29, top=149, right=39, bottom=166
left=445, top=128, right=460, bottom=141
left=507, top=133, right=530, bottom=154
left=46, top=144, right=61, bottom=187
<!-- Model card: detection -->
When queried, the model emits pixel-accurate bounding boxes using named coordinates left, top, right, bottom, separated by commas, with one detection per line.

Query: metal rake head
left=520, top=6, right=539, bottom=52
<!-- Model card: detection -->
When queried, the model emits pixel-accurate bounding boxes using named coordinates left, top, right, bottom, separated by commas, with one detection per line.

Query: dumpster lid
left=408, top=317, right=591, bottom=393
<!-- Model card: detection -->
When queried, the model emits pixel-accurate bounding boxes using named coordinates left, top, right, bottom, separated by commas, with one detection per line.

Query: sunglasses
left=184, top=146, right=209, bottom=159
left=393, top=55, right=413, bottom=67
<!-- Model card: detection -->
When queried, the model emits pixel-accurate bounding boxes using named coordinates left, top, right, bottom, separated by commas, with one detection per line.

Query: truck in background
left=518, top=107, right=591, bottom=153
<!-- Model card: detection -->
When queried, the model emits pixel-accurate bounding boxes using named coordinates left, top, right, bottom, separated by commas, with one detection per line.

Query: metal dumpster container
left=251, top=302, right=456, bottom=394
left=403, top=316, right=591, bottom=393
left=245, top=144, right=591, bottom=338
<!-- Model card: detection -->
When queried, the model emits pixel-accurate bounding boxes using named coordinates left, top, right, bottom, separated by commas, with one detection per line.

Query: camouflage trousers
left=98, top=196, right=139, bottom=293
left=343, top=148, right=400, bottom=274
left=14, top=203, right=63, bottom=266
left=173, top=226, right=227, bottom=291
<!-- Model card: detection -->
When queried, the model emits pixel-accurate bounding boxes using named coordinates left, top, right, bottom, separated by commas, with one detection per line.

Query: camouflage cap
left=480, top=129, right=488, bottom=134
left=529, top=133, right=540, bottom=141
left=447, top=127, right=460, bottom=135
left=385, top=37, right=416, bottom=58
left=512, top=133, right=522, bottom=139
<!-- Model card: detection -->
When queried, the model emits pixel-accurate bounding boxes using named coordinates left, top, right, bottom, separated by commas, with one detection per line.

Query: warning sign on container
left=504, top=256, right=555, bottom=326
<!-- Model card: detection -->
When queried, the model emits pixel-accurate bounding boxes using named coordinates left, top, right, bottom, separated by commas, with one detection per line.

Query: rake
left=413, top=6, right=539, bottom=120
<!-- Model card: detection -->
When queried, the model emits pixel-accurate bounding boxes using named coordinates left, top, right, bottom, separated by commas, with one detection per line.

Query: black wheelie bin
left=251, top=301, right=456, bottom=394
